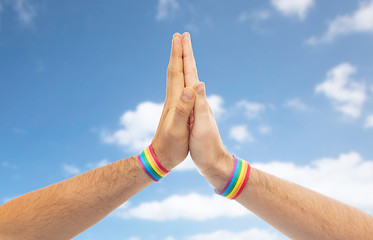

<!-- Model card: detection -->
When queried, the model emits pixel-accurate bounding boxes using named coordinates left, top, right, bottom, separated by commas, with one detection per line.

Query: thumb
left=193, top=82, right=211, bottom=119
left=172, top=87, right=196, bottom=128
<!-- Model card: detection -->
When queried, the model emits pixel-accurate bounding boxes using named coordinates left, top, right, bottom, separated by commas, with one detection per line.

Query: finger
left=166, top=33, right=184, bottom=101
left=172, top=87, right=196, bottom=130
left=182, top=32, right=199, bottom=88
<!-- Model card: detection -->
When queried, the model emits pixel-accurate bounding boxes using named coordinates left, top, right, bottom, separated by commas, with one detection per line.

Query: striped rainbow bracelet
left=137, top=145, right=170, bottom=182
left=215, top=156, right=251, bottom=200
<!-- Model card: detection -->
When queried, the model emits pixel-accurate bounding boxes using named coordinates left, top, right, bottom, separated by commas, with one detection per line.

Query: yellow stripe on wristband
left=226, top=160, right=248, bottom=199
left=144, top=147, right=165, bottom=177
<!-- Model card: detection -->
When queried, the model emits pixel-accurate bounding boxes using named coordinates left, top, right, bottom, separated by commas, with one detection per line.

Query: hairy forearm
left=0, top=156, right=153, bottom=240
left=205, top=158, right=373, bottom=240
left=237, top=168, right=373, bottom=239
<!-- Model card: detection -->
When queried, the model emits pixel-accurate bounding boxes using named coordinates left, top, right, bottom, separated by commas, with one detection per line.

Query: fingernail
left=195, top=83, right=205, bottom=95
left=182, top=88, right=194, bottom=101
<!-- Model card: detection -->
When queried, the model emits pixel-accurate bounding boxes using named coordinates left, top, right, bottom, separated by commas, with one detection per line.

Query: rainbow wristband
left=137, top=145, right=170, bottom=182
left=215, top=156, right=250, bottom=200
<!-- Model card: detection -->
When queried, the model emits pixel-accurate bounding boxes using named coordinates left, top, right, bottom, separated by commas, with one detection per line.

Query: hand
left=181, top=32, right=234, bottom=191
left=151, top=33, right=196, bottom=171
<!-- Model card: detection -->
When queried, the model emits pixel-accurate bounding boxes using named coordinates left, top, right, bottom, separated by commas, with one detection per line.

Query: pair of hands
left=151, top=32, right=234, bottom=190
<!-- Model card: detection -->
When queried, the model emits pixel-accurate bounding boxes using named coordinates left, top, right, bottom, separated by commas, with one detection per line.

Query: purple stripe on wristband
left=215, top=156, right=237, bottom=195
left=137, top=155, right=158, bottom=182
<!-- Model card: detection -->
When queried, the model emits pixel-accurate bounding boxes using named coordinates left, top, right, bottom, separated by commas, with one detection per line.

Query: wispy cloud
left=156, top=0, right=179, bottom=21
left=62, top=159, right=111, bottom=176
left=236, top=100, right=266, bottom=119
left=62, top=164, right=81, bottom=176
left=185, top=24, right=199, bottom=34
left=12, top=0, right=36, bottom=26
left=284, top=98, right=309, bottom=111
left=0, top=0, right=36, bottom=27
left=2, top=196, right=17, bottom=204
left=271, top=0, right=314, bottom=19
left=1, top=161, right=18, bottom=169
left=315, top=63, right=366, bottom=119
left=229, top=124, right=254, bottom=143
left=307, top=1, right=373, bottom=45
left=258, top=125, right=271, bottom=134
left=364, top=114, right=373, bottom=128
left=85, top=159, right=110, bottom=169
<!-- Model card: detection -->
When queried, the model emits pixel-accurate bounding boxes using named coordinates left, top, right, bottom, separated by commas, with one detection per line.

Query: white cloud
left=229, top=124, right=254, bottom=143
left=12, top=0, right=36, bottom=26
left=117, top=193, right=248, bottom=221
left=62, top=164, right=81, bottom=176
left=130, top=229, right=284, bottom=240
left=185, top=228, right=284, bottom=240
left=271, top=0, right=314, bottom=19
left=236, top=100, right=266, bottom=119
left=207, top=95, right=225, bottom=119
left=285, top=98, right=309, bottom=111
left=315, top=63, right=366, bottom=118
left=127, top=237, right=141, bottom=240
left=101, top=101, right=163, bottom=152
left=174, top=154, right=195, bottom=171
left=364, top=114, right=373, bottom=128
left=258, top=125, right=271, bottom=134
left=254, top=152, right=373, bottom=213
left=307, top=1, right=373, bottom=44
left=156, top=0, right=178, bottom=21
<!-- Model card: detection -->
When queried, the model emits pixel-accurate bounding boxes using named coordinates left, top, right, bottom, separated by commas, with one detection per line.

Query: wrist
left=200, top=151, right=235, bottom=192
left=150, top=140, right=177, bottom=171
left=137, top=144, right=171, bottom=182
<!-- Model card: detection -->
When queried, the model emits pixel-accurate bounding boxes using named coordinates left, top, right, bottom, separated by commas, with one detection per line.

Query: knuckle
left=174, top=104, right=186, bottom=116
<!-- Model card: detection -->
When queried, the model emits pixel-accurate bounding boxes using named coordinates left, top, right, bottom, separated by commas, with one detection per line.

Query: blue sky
left=1, top=0, right=373, bottom=239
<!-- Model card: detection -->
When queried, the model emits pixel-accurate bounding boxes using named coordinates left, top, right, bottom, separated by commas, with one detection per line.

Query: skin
left=1, top=32, right=372, bottom=240
left=181, top=32, right=373, bottom=240
left=0, top=33, right=194, bottom=240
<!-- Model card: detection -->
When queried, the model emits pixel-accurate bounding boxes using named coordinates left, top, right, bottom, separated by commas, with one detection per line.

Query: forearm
left=0, top=155, right=153, bottom=240
left=204, top=157, right=373, bottom=240
left=237, top=167, right=373, bottom=239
